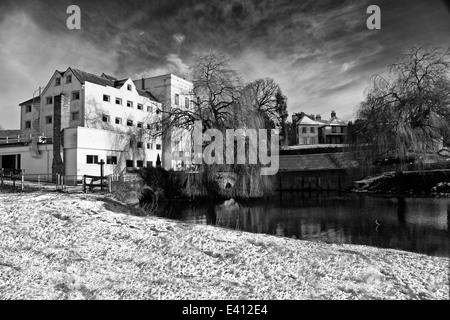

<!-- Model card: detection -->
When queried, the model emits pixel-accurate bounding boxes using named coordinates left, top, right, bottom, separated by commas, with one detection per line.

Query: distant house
left=293, top=110, right=348, bottom=146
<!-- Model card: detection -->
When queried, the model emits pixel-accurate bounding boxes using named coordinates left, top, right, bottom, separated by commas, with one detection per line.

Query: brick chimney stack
left=331, top=110, right=336, bottom=118
left=316, top=114, right=322, bottom=121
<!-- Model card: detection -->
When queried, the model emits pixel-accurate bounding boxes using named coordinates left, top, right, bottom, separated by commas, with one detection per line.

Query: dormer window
left=66, top=75, right=72, bottom=83
left=127, top=84, right=132, bottom=91
left=55, top=78, right=61, bottom=86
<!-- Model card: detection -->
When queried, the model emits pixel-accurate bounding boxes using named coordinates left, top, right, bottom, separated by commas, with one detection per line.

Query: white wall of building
left=134, top=74, right=193, bottom=170
left=0, top=144, right=53, bottom=176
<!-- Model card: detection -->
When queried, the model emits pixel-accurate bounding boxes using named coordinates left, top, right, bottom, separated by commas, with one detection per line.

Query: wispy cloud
left=0, top=0, right=449, bottom=128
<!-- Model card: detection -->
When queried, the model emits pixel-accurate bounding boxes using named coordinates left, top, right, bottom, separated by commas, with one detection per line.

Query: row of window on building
left=24, top=113, right=161, bottom=130
left=100, top=114, right=161, bottom=131
left=129, top=140, right=161, bottom=150
left=41, top=91, right=158, bottom=115
left=102, top=94, right=159, bottom=113
left=300, top=126, right=346, bottom=134
left=174, top=94, right=191, bottom=109
left=86, top=155, right=155, bottom=168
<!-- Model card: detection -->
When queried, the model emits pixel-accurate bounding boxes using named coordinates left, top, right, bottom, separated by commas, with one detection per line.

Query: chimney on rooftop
left=331, top=110, right=336, bottom=118
left=316, top=114, right=321, bottom=121
left=141, top=76, right=145, bottom=90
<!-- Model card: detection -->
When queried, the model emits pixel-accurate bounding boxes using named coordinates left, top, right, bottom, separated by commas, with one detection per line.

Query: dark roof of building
left=278, top=153, right=359, bottom=171
left=101, top=73, right=119, bottom=81
left=19, top=96, right=41, bottom=106
left=137, top=89, right=159, bottom=102
left=71, top=68, right=115, bottom=87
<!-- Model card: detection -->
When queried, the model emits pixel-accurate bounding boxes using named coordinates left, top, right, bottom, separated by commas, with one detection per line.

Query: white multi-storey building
left=0, top=67, right=163, bottom=178
left=134, top=74, right=194, bottom=170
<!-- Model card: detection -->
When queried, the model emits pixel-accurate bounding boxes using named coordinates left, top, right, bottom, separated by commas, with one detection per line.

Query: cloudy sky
left=0, top=0, right=449, bottom=129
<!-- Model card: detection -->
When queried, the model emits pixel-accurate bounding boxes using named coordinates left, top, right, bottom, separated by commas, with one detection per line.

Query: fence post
left=83, top=175, right=86, bottom=193
left=21, top=173, right=24, bottom=192
left=38, top=175, right=41, bottom=189
left=108, top=176, right=112, bottom=193
left=1, top=168, right=3, bottom=187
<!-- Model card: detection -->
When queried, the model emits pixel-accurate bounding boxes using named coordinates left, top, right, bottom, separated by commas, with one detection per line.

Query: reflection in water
left=155, top=193, right=450, bottom=257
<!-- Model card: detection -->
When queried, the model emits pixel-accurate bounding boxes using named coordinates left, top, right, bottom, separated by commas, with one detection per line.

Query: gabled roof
left=297, top=114, right=348, bottom=127
left=39, top=67, right=161, bottom=104
left=71, top=68, right=115, bottom=87
left=298, top=115, right=319, bottom=125
left=101, top=73, right=118, bottom=81
left=19, top=96, right=41, bottom=106
left=328, top=117, right=348, bottom=126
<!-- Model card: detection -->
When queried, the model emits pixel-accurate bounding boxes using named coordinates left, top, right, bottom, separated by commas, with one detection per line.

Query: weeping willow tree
left=353, top=44, right=450, bottom=167
left=161, top=51, right=284, bottom=199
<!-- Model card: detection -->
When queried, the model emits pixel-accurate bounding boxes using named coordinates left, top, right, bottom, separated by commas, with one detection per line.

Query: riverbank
left=354, top=169, right=450, bottom=197
left=0, top=191, right=448, bottom=300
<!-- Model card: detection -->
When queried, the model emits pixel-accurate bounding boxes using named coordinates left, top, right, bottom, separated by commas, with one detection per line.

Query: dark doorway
left=1, top=154, right=20, bottom=170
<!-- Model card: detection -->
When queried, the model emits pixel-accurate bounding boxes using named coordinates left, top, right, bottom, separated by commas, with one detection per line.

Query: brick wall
left=52, top=94, right=71, bottom=176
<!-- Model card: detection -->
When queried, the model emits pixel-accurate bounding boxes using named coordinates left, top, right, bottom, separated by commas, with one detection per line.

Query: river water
left=155, top=192, right=450, bottom=257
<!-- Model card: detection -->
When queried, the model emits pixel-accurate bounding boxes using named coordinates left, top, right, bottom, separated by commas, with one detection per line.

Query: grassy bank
left=0, top=191, right=448, bottom=300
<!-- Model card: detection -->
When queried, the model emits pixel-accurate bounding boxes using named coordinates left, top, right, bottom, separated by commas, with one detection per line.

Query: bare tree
left=354, top=44, right=450, bottom=163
